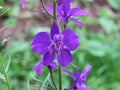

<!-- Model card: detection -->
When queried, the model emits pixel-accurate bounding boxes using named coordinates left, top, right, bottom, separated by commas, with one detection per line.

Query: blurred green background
left=0, top=0, right=120, bottom=90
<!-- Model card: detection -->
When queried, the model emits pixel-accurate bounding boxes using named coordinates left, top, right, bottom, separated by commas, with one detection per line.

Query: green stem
left=58, top=65, right=62, bottom=90
left=53, top=0, right=57, bottom=20
left=40, top=0, right=53, bottom=18
left=49, top=68, right=57, bottom=90
left=64, top=24, right=67, bottom=29
left=0, top=54, right=11, bottom=90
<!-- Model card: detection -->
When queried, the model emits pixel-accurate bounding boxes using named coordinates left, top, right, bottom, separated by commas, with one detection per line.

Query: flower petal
left=63, top=70, right=75, bottom=80
left=57, top=0, right=62, bottom=6
left=81, top=65, right=92, bottom=81
left=70, top=18, right=83, bottom=28
left=49, top=62, right=57, bottom=71
left=43, top=49, right=56, bottom=66
left=56, top=5, right=63, bottom=19
left=69, top=7, right=89, bottom=17
left=78, top=86, right=90, bottom=90
left=50, top=21, right=60, bottom=40
left=46, top=5, right=53, bottom=15
left=57, top=49, right=73, bottom=67
left=32, top=60, right=43, bottom=75
left=57, top=0, right=72, bottom=6
left=46, top=5, right=62, bottom=19
left=75, top=68, right=81, bottom=82
left=62, top=29, right=79, bottom=51
left=31, top=32, right=51, bottom=54
left=20, top=0, right=26, bottom=9
left=62, top=0, right=71, bottom=14
left=65, top=86, right=74, bottom=90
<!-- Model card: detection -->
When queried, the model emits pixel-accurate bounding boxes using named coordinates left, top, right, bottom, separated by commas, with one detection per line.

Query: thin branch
left=40, top=0, right=53, bottom=18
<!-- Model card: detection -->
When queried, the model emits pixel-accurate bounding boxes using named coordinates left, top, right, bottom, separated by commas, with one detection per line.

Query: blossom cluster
left=20, top=0, right=92, bottom=90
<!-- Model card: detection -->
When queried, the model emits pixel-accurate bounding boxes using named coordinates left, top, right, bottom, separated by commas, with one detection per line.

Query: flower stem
left=64, top=24, right=67, bottom=29
left=40, top=0, right=53, bottom=18
left=58, top=65, right=62, bottom=90
left=53, top=0, right=57, bottom=20
left=0, top=53, right=11, bottom=90
left=49, top=68, right=57, bottom=90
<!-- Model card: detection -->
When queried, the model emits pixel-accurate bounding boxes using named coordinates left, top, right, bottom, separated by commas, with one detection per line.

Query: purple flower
left=31, top=21, right=79, bottom=67
left=64, top=65, right=92, bottom=90
left=57, top=0, right=62, bottom=6
left=19, top=0, right=26, bottom=9
left=33, top=59, right=57, bottom=75
left=47, top=0, right=89, bottom=28
left=57, top=0, right=72, bottom=6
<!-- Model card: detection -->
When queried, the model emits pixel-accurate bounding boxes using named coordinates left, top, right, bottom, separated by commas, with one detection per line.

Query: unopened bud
left=1, top=37, right=10, bottom=50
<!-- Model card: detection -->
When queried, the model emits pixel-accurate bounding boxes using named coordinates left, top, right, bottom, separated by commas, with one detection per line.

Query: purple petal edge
left=69, top=7, right=89, bottom=17
left=31, top=32, right=51, bottom=54
left=32, top=60, right=43, bottom=75
left=81, top=64, right=92, bottom=80
left=20, top=0, right=26, bottom=9
left=50, top=21, right=60, bottom=40
left=63, top=70, right=75, bottom=80
left=70, top=18, right=83, bottom=28
left=62, top=29, right=79, bottom=51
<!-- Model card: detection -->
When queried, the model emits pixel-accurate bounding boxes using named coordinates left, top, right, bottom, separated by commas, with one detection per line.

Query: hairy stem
left=49, top=68, right=58, bottom=90
left=53, top=0, right=57, bottom=20
left=40, top=0, right=53, bottom=18
left=58, top=65, right=62, bottom=90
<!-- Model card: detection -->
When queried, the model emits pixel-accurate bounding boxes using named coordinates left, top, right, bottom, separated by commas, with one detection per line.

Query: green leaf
left=8, top=6, right=20, bottom=16
left=86, top=40, right=107, bottom=57
left=0, top=7, right=10, bottom=16
left=5, top=41, right=30, bottom=55
left=0, top=0, right=4, bottom=5
left=98, top=18, right=117, bottom=34
left=98, top=7, right=115, bottom=18
left=107, top=0, right=120, bottom=10
left=3, top=17, right=17, bottom=27
left=8, top=0, right=19, bottom=4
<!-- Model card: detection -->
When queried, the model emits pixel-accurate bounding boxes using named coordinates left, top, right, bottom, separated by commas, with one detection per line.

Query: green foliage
left=97, top=7, right=118, bottom=34
left=80, top=0, right=94, bottom=5
left=0, top=0, right=4, bottom=5
left=3, top=17, right=17, bottom=27
left=98, top=17, right=117, bottom=34
left=0, top=7, right=11, bottom=16
left=107, top=0, right=120, bottom=10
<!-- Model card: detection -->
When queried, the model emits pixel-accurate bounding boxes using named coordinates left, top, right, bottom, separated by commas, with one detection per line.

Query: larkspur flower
left=20, top=0, right=26, bottom=9
left=64, top=65, right=92, bottom=90
left=33, top=59, right=57, bottom=75
left=31, top=21, right=79, bottom=67
left=47, top=0, right=89, bottom=28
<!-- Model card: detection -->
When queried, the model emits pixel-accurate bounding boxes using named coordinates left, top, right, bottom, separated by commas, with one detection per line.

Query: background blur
left=0, top=0, right=120, bottom=90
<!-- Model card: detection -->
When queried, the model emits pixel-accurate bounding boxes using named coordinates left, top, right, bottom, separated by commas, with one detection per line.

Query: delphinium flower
left=64, top=65, right=92, bottom=90
left=47, top=0, right=89, bottom=28
left=31, top=21, right=79, bottom=69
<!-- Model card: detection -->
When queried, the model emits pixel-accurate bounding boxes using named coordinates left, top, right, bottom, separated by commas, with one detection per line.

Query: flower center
left=53, top=34, right=64, bottom=51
